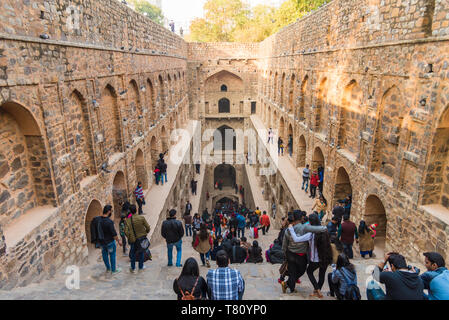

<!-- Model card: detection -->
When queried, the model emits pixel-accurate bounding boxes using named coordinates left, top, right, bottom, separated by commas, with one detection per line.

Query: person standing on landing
left=260, top=211, right=271, bottom=235
left=161, top=209, right=184, bottom=267
left=92, top=205, right=123, bottom=275
left=124, top=205, right=151, bottom=273
left=134, top=182, right=145, bottom=215
left=302, top=164, right=310, bottom=193
left=337, top=214, right=358, bottom=259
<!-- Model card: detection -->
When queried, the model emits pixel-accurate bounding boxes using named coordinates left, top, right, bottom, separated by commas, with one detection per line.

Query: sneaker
left=129, top=268, right=137, bottom=274
left=112, top=267, right=122, bottom=275
left=138, top=266, right=146, bottom=272
left=206, top=260, right=210, bottom=268
left=176, top=264, right=183, bottom=268
left=167, top=264, right=173, bottom=267
left=281, top=281, right=287, bottom=294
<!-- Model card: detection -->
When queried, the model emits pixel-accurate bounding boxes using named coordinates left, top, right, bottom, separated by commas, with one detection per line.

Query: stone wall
left=256, top=0, right=449, bottom=263
left=0, top=0, right=189, bottom=289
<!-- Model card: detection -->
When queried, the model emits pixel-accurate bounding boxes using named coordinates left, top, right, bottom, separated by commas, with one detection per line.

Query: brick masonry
left=1, top=0, right=449, bottom=290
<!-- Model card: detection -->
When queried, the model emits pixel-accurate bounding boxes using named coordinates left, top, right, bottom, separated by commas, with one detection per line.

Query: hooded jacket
left=331, top=266, right=357, bottom=296
left=379, top=268, right=424, bottom=300
left=236, top=214, right=246, bottom=229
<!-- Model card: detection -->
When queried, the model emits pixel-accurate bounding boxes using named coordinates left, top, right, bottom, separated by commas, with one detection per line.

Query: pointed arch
left=338, top=80, right=363, bottom=154
left=101, top=84, right=122, bottom=155
left=370, top=85, right=404, bottom=177
left=298, top=75, right=308, bottom=121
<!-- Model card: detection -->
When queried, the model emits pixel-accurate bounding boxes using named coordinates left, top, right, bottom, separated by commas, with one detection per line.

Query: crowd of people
left=89, top=156, right=448, bottom=300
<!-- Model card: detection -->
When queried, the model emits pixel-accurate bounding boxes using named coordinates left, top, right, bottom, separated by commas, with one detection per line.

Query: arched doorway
left=158, top=74, right=166, bottom=112
left=84, top=199, right=102, bottom=257
left=279, top=117, right=285, bottom=140
left=338, top=80, right=363, bottom=153
left=298, top=76, right=308, bottom=121
left=0, top=101, right=56, bottom=225
left=364, top=195, right=387, bottom=246
left=312, top=147, right=324, bottom=171
left=150, top=136, right=158, bottom=166
left=316, top=77, right=328, bottom=134
left=112, top=171, right=127, bottom=221
left=161, top=125, right=168, bottom=153
left=214, top=164, right=236, bottom=188
left=422, top=105, right=449, bottom=208
left=219, top=98, right=230, bottom=113
left=135, top=149, right=148, bottom=190
left=213, top=195, right=239, bottom=209
left=333, top=167, right=352, bottom=207
left=297, top=135, right=306, bottom=167
left=101, top=84, right=122, bottom=155
left=214, top=125, right=236, bottom=151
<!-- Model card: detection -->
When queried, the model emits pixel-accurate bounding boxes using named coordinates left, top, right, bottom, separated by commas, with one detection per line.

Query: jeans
left=302, top=178, right=309, bottom=192
left=200, top=250, right=211, bottom=265
left=343, top=243, right=354, bottom=259
left=120, top=235, right=127, bottom=254
left=101, top=241, right=117, bottom=272
left=289, top=146, right=292, bottom=157
left=185, top=224, right=192, bottom=237
left=237, top=227, right=245, bottom=238
left=261, top=225, right=270, bottom=235
left=136, top=198, right=144, bottom=215
left=360, top=250, right=373, bottom=258
left=310, top=185, right=317, bottom=198
left=215, top=225, right=222, bottom=237
left=278, top=146, right=284, bottom=155
left=155, top=173, right=160, bottom=185
left=328, top=273, right=343, bottom=300
left=161, top=172, right=167, bottom=184
left=306, top=261, right=326, bottom=290
left=167, top=239, right=182, bottom=266
left=129, top=243, right=145, bottom=270
left=286, top=250, right=308, bottom=292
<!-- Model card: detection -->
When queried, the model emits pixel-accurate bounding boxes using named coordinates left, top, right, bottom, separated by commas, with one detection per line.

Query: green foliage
left=130, top=0, right=165, bottom=26
left=188, top=0, right=331, bottom=43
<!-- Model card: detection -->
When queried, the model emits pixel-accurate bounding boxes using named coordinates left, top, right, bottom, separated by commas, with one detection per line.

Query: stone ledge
left=403, top=151, right=420, bottom=165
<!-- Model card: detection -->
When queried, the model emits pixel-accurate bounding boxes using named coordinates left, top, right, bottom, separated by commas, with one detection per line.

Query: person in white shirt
left=287, top=213, right=333, bottom=298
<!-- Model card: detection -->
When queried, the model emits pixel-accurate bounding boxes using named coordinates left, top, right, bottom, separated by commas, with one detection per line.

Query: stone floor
left=0, top=225, right=409, bottom=300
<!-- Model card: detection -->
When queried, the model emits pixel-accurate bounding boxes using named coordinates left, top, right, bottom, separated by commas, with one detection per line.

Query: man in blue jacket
left=236, top=212, right=246, bottom=238
left=421, top=252, right=449, bottom=300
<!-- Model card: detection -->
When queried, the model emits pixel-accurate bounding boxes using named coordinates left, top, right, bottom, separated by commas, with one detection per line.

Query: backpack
left=177, top=277, right=199, bottom=300
left=341, top=268, right=361, bottom=300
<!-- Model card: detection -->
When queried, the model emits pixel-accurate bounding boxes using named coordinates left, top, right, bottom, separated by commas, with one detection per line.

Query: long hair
left=316, top=231, right=333, bottom=267
left=336, top=253, right=355, bottom=272
left=199, top=223, right=209, bottom=241
left=358, top=220, right=370, bottom=235
left=180, top=257, right=199, bottom=278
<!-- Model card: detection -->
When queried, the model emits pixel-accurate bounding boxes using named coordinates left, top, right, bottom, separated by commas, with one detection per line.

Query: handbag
left=130, top=215, right=150, bottom=252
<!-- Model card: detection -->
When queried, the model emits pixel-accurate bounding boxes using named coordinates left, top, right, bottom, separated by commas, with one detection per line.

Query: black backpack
left=341, top=268, right=361, bottom=300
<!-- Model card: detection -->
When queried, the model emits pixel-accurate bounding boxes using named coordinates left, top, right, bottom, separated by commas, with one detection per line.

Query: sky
left=160, top=0, right=287, bottom=33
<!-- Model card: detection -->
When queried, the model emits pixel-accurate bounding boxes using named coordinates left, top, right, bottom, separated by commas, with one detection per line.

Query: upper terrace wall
left=260, top=0, right=449, bottom=57
left=1, top=0, right=186, bottom=56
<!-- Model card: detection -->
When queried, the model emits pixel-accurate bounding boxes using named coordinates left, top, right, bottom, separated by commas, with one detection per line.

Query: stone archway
left=214, top=164, right=236, bottom=188
left=364, top=195, right=387, bottom=246
left=312, top=147, right=325, bottom=171
left=150, top=135, right=159, bottom=166
left=0, top=101, right=56, bottom=226
left=112, top=171, right=127, bottom=221
left=161, top=125, right=169, bottom=153
left=297, top=135, right=306, bottom=167
left=279, top=117, right=285, bottom=140
left=422, top=105, right=449, bottom=208
left=214, top=125, right=236, bottom=151
left=333, top=167, right=352, bottom=207
left=135, top=149, right=148, bottom=190
left=219, top=98, right=230, bottom=113
left=84, top=199, right=102, bottom=257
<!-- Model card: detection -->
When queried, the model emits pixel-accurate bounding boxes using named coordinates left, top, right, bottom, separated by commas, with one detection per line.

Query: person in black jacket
left=161, top=209, right=184, bottom=267
left=158, top=156, right=168, bottom=186
left=370, top=252, right=424, bottom=300
left=173, top=257, right=208, bottom=300
left=230, top=239, right=247, bottom=264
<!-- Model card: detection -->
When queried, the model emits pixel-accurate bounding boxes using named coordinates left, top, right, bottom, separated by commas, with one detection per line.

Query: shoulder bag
left=130, top=215, right=150, bottom=252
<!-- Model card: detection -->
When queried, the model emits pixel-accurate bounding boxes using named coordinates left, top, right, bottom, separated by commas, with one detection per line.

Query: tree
left=129, top=0, right=164, bottom=26
left=188, top=0, right=330, bottom=43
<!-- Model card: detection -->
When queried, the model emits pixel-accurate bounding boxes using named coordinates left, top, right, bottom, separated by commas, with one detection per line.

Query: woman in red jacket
left=310, top=171, right=319, bottom=199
